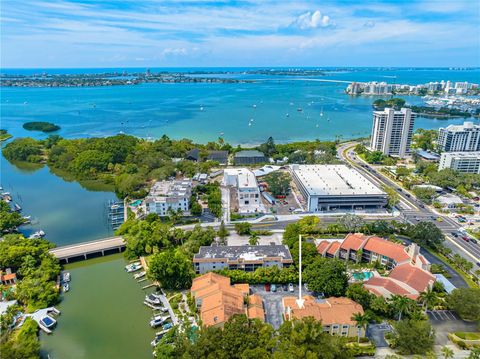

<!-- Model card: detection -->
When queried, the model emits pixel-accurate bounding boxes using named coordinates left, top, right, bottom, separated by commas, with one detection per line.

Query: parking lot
left=427, top=310, right=478, bottom=345
left=427, top=310, right=460, bottom=321
left=250, top=284, right=314, bottom=329
left=262, top=190, right=302, bottom=216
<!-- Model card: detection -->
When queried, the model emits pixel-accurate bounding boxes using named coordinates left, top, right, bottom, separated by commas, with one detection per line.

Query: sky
left=1, top=0, right=479, bottom=68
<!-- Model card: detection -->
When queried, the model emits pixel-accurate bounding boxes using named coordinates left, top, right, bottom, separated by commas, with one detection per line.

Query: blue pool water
left=352, top=271, right=374, bottom=281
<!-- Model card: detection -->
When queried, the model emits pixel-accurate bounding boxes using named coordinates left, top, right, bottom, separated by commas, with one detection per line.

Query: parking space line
left=429, top=311, right=440, bottom=320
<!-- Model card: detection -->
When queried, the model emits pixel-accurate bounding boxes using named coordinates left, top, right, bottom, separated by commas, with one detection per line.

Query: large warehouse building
left=290, top=165, right=387, bottom=212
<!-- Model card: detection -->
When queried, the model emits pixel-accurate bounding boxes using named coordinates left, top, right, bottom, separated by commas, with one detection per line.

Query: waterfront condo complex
left=369, top=107, right=415, bottom=158
left=438, top=121, right=480, bottom=152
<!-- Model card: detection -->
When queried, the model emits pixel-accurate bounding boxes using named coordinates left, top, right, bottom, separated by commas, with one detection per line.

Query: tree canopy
left=446, top=288, right=480, bottom=321
left=148, top=249, right=195, bottom=289
left=154, top=315, right=353, bottom=359
left=264, top=172, right=291, bottom=197
left=303, top=257, right=348, bottom=297
left=391, top=319, right=435, bottom=355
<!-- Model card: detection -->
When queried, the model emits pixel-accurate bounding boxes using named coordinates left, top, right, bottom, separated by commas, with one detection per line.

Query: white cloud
left=363, top=20, right=375, bottom=28
left=291, top=10, right=332, bottom=29
left=162, top=47, right=187, bottom=56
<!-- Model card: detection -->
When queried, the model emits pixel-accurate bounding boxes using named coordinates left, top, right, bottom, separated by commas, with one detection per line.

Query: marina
left=40, top=255, right=155, bottom=359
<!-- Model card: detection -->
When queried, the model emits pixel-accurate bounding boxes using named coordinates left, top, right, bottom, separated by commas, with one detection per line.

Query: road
left=337, top=142, right=480, bottom=271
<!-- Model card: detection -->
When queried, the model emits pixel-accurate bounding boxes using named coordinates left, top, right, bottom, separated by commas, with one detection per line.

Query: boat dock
left=50, top=236, right=125, bottom=264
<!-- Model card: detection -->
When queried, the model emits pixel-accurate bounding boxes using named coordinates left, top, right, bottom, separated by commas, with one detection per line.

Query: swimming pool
left=352, top=271, right=374, bottom=281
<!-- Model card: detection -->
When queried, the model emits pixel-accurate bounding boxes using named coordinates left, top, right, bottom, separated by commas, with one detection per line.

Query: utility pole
left=296, top=234, right=305, bottom=309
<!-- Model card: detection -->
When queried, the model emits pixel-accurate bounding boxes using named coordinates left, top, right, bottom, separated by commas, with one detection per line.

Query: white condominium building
left=438, top=122, right=480, bottom=152
left=439, top=152, right=480, bottom=174
left=144, top=179, right=192, bottom=216
left=369, top=107, right=415, bottom=158
left=223, top=168, right=265, bottom=213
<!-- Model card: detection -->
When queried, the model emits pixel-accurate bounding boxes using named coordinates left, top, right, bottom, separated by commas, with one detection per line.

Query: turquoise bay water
left=1, top=68, right=479, bottom=246
left=40, top=255, right=155, bottom=359
left=1, top=68, right=479, bottom=357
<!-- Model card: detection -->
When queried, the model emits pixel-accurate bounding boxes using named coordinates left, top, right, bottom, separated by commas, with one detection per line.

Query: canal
left=41, top=254, right=155, bottom=359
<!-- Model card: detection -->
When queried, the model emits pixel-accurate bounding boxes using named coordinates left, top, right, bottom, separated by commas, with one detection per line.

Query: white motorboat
left=29, top=230, right=45, bottom=239
left=145, top=293, right=162, bottom=305
left=62, top=283, right=70, bottom=292
left=149, top=315, right=169, bottom=328
left=63, top=272, right=71, bottom=282
left=133, top=271, right=146, bottom=280
left=125, top=262, right=141, bottom=273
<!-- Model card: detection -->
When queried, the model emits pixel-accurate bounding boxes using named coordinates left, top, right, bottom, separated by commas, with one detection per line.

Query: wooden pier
left=50, top=236, right=125, bottom=264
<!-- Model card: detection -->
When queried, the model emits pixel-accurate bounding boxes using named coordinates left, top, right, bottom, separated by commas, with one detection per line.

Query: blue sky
left=1, top=0, right=479, bottom=68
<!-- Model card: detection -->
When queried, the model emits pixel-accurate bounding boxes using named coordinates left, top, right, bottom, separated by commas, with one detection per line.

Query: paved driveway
left=367, top=323, right=392, bottom=348
left=250, top=284, right=314, bottom=329
left=427, top=310, right=478, bottom=345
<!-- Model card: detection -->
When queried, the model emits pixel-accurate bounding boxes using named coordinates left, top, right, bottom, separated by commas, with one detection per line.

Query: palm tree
left=248, top=233, right=260, bottom=246
left=351, top=312, right=370, bottom=343
left=390, top=295, right=412, bottom=321
left=418, top=288, right=437, bottom=313
left=441, top=346, right=454, bottom=359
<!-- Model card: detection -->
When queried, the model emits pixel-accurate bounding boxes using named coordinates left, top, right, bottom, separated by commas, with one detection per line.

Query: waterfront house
left=186, top=148, right=200, bottom=162
left=207, top=151, right=229, bottom=165
left=282, top=296, right=365, bottom=338
left=144, top=179, right=192, bottom=216
left=191, top=272, right=264, bottom=328
left=233, top=150, right=267, bottom=165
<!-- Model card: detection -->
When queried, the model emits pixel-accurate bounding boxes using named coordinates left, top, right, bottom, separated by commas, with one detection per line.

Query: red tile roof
left=389, top=263, right=435, bottom=293
left=316, top=241, right=330, bottom=254
left=326, top=241, right=340, bottom=255
left=341, top=233, right=366, bottom=251
left=363, top=236, right=410, bottom=263
left=364, top=277, right=411, bottom=297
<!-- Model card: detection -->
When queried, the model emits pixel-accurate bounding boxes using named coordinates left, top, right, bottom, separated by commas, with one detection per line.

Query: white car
left=288, top=283, right=294, bottom=293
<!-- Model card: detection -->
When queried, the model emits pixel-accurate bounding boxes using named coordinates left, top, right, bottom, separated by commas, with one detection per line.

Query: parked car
left=451, top=232, right=458, bottom=238
left=264, top=283, right=271, bottom=292
left=271, top=284, right=277, bottom=292
left=288, top=283, right=294, bottom=293
left=282, top=284, right=288, bottom=291
left=462, top=236, right=470, bottom=242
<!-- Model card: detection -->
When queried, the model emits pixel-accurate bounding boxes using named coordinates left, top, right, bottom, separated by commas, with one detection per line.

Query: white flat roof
left=225, top=168, right=258, bottom=189
left=291, top=165, right=385, bottom=197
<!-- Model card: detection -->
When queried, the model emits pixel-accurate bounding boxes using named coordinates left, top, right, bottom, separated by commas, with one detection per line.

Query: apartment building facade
left=439, top=152, right=480, bottom=174
left=438, top=122, right=480, bottom=152
left=369, top=107, right=415, bottom=158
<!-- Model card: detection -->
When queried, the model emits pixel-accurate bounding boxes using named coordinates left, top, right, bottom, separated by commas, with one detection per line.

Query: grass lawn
left=455, top=332, right=480, bottom=340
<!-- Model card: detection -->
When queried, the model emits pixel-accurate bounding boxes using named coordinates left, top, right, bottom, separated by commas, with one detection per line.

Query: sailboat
left=320, top=107, right=324, bottom=117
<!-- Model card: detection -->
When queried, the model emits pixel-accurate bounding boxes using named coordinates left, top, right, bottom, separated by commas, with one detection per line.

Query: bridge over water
left=50, top=236, right=125, bottom=263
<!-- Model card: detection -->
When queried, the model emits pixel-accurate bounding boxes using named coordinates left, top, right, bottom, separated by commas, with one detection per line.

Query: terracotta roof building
left=317, top=233, right=430, bottom=271
left=282, top=296, right=365, bottom=338
left=316, top=233, right=435, bottom=300
left=0, top=269, right=17, bottom=286
left=191, top=273, right=265, bottom=328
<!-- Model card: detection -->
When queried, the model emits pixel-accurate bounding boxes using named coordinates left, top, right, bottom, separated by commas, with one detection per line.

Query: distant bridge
left=50, top=236, right=125, bottom=264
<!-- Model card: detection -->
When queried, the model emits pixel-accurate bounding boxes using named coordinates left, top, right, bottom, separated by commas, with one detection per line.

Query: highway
left=337, top=142, right=480, bottom=269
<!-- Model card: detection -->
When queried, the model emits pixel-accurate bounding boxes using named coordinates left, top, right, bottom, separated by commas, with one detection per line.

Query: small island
left=23, top=122, right=60, bottom=133
left=0, top=129, right=12, bottom=142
